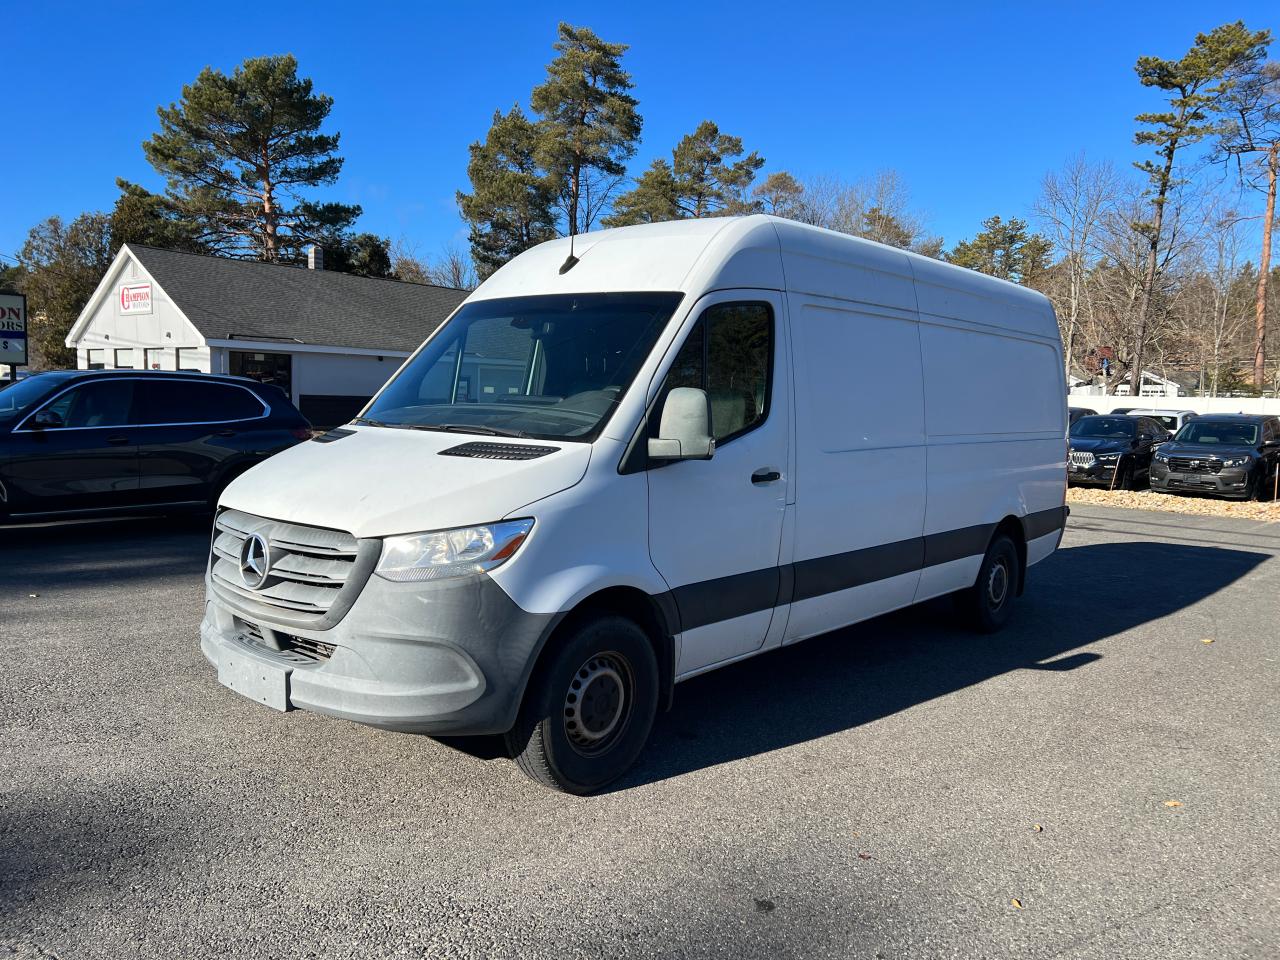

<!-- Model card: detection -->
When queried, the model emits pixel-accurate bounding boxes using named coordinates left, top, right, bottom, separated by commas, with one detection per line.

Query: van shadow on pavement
left=605, top=540, right=1266, bottom=791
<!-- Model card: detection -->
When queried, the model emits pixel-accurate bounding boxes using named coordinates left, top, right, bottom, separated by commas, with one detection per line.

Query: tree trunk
left=1254, top=143, right=1278, bottom=389
left=1129, top=139, right=1179, bottom=402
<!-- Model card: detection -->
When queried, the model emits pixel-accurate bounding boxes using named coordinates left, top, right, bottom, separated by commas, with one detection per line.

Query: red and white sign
left=118, top=283, right=153, bottom=315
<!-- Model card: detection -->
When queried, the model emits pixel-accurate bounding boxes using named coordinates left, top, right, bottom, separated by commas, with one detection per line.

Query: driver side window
left=36, top=380, right=134, bottom=429
left=664, top=302, right=773, bottom=444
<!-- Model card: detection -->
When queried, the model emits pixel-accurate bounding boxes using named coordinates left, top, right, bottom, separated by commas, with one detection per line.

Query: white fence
left=1068, top=392, right=1280, bottom=416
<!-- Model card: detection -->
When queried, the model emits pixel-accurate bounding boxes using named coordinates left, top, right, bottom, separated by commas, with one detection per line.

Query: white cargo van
left=201, top=216, right=1067, bottom=793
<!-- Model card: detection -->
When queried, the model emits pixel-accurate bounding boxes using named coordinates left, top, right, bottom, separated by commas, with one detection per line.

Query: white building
left=65, top=245, right=467, bottom=426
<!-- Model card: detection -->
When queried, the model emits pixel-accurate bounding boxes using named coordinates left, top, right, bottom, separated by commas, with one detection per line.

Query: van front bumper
left=200, top=570, right=557, bottom=735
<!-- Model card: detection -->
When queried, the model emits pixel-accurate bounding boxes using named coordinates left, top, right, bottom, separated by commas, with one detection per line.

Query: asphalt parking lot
left=2, top=505, right=1278, bottom=959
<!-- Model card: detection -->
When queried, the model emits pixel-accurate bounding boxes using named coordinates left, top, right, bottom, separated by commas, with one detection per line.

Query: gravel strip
left=1067, top=486, right=1280, bottom=523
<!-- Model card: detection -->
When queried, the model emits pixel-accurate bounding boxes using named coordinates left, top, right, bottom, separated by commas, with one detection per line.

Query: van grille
left=1069, top=450, right=1096, bottom=467
left=235, top=617, right=336, bottom=663
left=1167, top=457, right=1221, bottom=474
left=211, top=509, right=362, bottom=622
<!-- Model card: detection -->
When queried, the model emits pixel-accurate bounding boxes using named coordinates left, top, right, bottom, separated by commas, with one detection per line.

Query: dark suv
left=1149, top=414, right=1280, bottom=500
left=0, top=370, right=310, bottom=523
left=1068, top=415, right=1169, bottom=489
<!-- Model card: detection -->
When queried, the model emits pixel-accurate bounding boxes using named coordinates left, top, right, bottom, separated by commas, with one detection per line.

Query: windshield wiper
left=432, top=423, right=528, bottom=438
left=353, top=416, right=390, bottom=427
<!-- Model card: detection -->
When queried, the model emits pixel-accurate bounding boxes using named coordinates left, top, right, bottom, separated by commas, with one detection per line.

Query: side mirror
left=30, top=409, right=64, bottom=430
left=648, top=387, right=714, bottom=461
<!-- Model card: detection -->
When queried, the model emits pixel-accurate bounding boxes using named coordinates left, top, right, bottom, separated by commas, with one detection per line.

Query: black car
left=1149, top=414, right=1280, bottom=500
left=0, top=370, right=310, bottom=524
left=1068, top=406, right=1098, bottom=426
left=1067, top=415, right=1169, bottom=489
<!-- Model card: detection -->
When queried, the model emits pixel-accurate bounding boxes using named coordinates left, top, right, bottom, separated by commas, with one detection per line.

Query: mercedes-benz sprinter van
left=201, top=216, right=1068, bottom=794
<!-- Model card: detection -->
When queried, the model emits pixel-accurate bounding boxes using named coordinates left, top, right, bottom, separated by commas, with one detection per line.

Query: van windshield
left=363, top=292, right=683, bottom=442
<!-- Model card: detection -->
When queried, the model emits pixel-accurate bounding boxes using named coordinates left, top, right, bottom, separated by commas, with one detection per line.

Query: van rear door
left=646, top=292, right=790, bottom=676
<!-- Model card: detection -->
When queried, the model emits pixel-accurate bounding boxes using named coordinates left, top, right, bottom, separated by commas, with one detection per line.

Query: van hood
left=220, top=426, right=592, bottom=539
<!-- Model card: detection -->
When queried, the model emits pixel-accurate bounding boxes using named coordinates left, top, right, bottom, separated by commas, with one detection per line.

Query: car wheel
left=505, top=614, right=659, bottom=795
left=958, top=534, right=1020, bottom=634
left=1244, top=469, right=1261, bottom=501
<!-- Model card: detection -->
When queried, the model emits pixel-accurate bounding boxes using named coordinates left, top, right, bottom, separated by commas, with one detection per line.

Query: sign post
left=0, top=290, right=27, bottom=384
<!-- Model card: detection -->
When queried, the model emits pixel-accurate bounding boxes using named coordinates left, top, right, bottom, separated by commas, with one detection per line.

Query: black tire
left=958, top=534, right=1020, bottom=634
left=1243, top=468, right=1261, bottom=501
left=505, top=615, right=658, bottom=795
left=1118, top=459, right=1138, bottom=491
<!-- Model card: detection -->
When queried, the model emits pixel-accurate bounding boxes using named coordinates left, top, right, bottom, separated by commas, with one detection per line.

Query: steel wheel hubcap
left=987, top=559, right=1009, bottom=607
left=563, top=653, right=632, bottom=755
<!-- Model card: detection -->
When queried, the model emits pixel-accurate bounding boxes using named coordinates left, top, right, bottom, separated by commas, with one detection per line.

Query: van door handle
left=751, top=468, right=782, bottom=484
left=106, top=436, right=130, bottom=445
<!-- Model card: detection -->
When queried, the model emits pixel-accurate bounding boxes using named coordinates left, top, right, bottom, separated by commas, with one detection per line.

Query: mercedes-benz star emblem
left=239, top=533, right=271, bottom=590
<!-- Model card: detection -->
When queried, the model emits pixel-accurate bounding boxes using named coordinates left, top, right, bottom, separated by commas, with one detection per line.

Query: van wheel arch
left=996, top=516, right=1029, bottom=597
left=517, top=586, right=676, bottom=724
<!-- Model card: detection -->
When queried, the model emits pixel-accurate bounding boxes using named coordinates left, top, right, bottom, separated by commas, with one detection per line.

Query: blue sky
left=3, top=1, right=1276, bottom=265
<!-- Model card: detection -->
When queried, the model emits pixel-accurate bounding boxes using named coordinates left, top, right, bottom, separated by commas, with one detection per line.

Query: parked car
left=1149, top=414, right=1280, bottom=500
left=1108, top=406, right=1139, bottom=416
left=1126, top=408, right=1197, bottom=434
left=201, top=215, right=1069, bottom=794
left=1068, top=415, right=1169, bottom=489
left=1068, top=406, right=1097, bottom=426
left=0, top=369, right=311, bottom=523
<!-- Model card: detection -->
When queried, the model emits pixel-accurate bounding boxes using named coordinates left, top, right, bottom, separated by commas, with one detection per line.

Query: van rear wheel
left=505, top=614, right=658, bottom=795
left=958, top=534, right=1020, bottom=634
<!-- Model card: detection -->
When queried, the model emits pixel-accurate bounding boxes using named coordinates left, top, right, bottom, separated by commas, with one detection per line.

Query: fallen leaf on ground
left=1163, top=800, right=1183, bottom=808
left=1032, top=824, right=1044, bottom=832
left=857, top=852, right=872, bottom=860
left=1010, top=898, right=1024, bottom=909
left=1200, top=638, right=1215, bottom=644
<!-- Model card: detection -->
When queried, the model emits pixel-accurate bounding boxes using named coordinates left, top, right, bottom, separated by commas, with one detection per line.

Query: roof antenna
left=559, top=231, right=579, bottom=275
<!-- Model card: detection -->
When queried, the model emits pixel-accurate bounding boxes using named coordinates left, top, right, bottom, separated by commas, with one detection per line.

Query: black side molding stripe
left=1022, top=505, right=1068, bottom=541
left=792, top=538, right=923, bottom=603
left=662, top=508, right=1068, bottom=634
left=671, top=566, right=782, bottom=632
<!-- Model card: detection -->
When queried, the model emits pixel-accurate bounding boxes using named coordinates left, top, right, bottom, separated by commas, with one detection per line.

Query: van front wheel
left=958, top=534, right=1020, bottom=634
left=505, top=615, right=658, bottom=794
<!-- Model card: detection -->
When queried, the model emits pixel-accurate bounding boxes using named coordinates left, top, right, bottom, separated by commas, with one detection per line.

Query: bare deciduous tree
left=1034, top=155, right=1119, bottom=377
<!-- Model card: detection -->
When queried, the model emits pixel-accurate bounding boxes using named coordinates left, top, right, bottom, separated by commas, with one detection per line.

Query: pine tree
left=142, top=54, right=360, bottom=262
left=1125, top=22, right=1270, bottom=394
left=606, top=121, right=764, bottom=226
left=531, top=23, right=641, bottom=236
left=947, top=216, right=1052, bottom=285
left=109, top=180, right=207, bottom=255
left=752, top=171, right=804, bottom=217
left=457, top=107, right=557, bottom=279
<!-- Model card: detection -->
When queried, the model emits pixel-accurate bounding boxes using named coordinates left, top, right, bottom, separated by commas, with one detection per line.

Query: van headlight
left=377, top=519, right=534, bottom=582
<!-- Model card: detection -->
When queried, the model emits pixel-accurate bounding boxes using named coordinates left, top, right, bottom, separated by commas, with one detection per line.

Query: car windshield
left=1070, top=416, right=1136, bottom=439
left=363, top=292, right=684, bottom=441
left=1173, top=420, right=1259, bottom=446
left=0, top=374, right=69, bottom=425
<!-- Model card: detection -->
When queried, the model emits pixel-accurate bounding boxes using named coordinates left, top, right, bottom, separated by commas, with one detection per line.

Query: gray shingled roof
left=129, top=245, right=468, bottom=353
